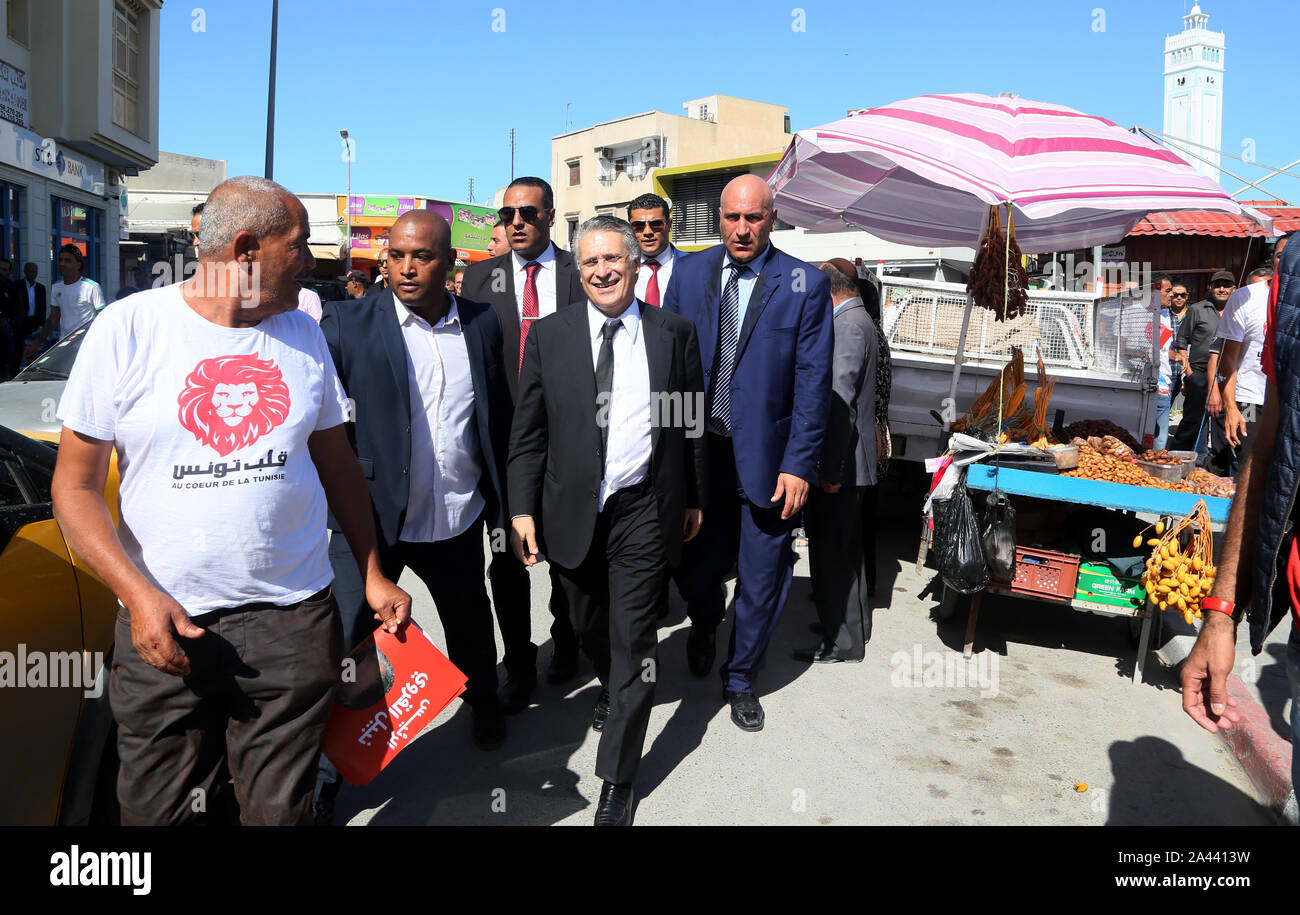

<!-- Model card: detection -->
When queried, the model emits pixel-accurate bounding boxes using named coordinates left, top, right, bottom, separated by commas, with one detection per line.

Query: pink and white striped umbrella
left=769, top=93, right=1274, bottom=252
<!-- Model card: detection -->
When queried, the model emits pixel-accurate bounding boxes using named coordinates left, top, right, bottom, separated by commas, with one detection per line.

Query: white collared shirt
left=512, top=244, right=558, bottom=325
left=635, top=244, right=677, bottom=304
left=589, top=300, right=652, bottom=510
left=395, top=294, right=484, bottom=543
left=26, top=280, right=35, bottom=317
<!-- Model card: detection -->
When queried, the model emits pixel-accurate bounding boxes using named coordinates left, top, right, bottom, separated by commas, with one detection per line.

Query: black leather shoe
left=724, top=690, right=764, bottom=732
left=594, top=780, right=634, bottom=826
left=499, top=670, right=537, bottom=715
left=793, top=643, right=864, bottom=663
left=591, top=689, right=611, bottom=732
left=546, top=645, right=579, bottom=684
left=686, top=626, right=716, bottom=678
left=471, top=704, right=506, bottom=750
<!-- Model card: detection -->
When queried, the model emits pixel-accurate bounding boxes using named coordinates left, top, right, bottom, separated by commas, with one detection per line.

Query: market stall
left=770, top=92, right=1268, bottom=682
left=920, top=351, right=1233, bottom=682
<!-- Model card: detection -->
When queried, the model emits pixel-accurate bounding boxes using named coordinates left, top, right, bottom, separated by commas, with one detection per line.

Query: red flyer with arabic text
left=321, top=620, right=466, bottom=786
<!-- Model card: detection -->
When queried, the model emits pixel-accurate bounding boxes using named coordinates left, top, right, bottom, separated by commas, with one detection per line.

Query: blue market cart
left=953, top=464, right=1231, bottom=684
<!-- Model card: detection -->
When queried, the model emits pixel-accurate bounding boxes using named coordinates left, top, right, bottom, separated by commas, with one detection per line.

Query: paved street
left=338, top=484, right=1274, bottom=826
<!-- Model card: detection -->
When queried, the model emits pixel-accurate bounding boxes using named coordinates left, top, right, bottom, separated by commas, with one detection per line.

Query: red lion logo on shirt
left=177, top=354, right=292, bottom=456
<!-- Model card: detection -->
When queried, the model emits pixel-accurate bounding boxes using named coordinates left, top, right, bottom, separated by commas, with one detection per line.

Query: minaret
left=1163, top=4, right=1225, bottom=183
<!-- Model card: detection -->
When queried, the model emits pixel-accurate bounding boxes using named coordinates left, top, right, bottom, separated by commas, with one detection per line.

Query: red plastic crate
left=1010, top=546, right=1081, bottom=600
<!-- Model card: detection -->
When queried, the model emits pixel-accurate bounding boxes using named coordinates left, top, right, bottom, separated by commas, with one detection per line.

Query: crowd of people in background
left=1151, top=233, right=1290, bottom=484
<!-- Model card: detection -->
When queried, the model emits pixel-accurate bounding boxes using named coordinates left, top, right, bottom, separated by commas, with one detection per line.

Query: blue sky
left=160, top=0, right=1299, bottom=204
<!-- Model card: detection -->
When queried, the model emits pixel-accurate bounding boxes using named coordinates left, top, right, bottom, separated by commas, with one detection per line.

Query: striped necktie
left=518, top=261, right=541, bottom=375
left=707, top=263, right=746, bottom=435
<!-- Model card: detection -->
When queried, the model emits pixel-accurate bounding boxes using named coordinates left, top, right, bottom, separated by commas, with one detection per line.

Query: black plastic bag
left=937, top=482, right=988, bottom=594
left=981, top=490, right=1017, bottom=582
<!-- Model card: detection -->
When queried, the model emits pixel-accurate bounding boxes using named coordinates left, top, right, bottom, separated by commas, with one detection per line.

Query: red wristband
left=1201, top=597, right=1235, bottom=617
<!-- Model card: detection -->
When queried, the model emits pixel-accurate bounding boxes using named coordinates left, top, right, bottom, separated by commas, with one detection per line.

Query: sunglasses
left=498, top=205, right=548, bottom=224
left=631, top=220, right=666, bottom=232
left=1171, top=292, right=1188, bottom=298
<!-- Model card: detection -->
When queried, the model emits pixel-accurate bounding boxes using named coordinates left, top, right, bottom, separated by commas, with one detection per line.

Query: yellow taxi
left=0, top=322, right=122, bottom=825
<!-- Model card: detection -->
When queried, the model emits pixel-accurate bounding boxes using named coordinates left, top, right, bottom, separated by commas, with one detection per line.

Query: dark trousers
left=1171, top=369, right=1210, bottom=452
left=860, top=483, right=879, bottom=594
left=111, top=587, right=341, bottom=825
left=552, top=481, right=665, bottom=785
left=675, top=433, right=798, bottom=693
left=328, top=522, right=499, bottom=709
left=807, top=485, right=871, bottom=658
left=1204, top=399, right=1263, bottom=478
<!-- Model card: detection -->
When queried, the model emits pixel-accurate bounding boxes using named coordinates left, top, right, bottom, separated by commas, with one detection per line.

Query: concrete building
left=0, top=0, right=161, bottom=300
left=550, top=94, right=790, bottom=249
left=1163, top=3, right=1224, bottom=183
left=121, top=151, right=226, bottom=290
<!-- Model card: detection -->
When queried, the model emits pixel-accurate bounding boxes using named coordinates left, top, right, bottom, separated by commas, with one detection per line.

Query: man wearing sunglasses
left=628, top=193, right=681, bottom=308
left=462, top=176, right=584, bottom=707
left=1172, top=270, right=1237, bottom=453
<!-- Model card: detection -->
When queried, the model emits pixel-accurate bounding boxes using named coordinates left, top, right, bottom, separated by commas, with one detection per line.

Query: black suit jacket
left=1, top=278, right=33, bottom=328
left=320, top=290, right=513, bottom=544
left=461, top=244, right=586, bottom=400
left=507, top=301, right=708, bottom=570
left=24, top=281, right=47, bottom=330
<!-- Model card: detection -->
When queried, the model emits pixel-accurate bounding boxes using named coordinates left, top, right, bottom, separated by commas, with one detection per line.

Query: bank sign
left=0, top=119, right=106, bottom=194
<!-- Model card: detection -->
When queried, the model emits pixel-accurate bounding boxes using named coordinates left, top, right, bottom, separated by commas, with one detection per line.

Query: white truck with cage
left=878, top=276, right=1162, bottom=463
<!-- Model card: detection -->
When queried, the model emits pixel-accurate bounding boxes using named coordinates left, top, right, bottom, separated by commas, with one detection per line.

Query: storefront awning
left=309, top=244, right=341, bottom=261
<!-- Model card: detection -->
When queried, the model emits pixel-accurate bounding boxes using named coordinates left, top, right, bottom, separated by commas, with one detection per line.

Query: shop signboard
left=0, top=59, right=28, bottom=127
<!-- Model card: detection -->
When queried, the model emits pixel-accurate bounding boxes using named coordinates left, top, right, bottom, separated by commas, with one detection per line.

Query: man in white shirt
left=628, top=193, right=682, bottom=308
left=25, top=244, right=105, bottom=360
left=320, top=208, right=515, bottom=802
left=509, top=215, right=706, bottom=824
left=1206, top=265, right=1273, bottom=475
left=51, top=176, right=410, bottom=825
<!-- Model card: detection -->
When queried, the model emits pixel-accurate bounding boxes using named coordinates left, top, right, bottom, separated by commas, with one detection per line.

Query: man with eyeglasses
left=508, top=214, right=706, bottom=824
left=1168, top=283, right=1191, bottom=401
left=1172, top=270, right=1237, bottom=453
left=628, top=193, right=681, bottom=308
left=462, top=176, right=584, bottom=710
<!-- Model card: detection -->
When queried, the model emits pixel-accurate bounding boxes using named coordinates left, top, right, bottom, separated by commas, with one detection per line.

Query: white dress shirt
left=589, top=300, right=652, bottom=510
left=396, top=295, right=485, bottom=543
left=635, top=244, right=678, bottom=304
left=512, top=244, right=558, bottom=323
left=25, top=281, right=35, bottom=317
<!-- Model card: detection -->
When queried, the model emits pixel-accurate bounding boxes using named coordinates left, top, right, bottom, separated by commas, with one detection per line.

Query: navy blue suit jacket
left=664, top=244, right=832, bottom=501
left=320, top=290, right=513, bottom=544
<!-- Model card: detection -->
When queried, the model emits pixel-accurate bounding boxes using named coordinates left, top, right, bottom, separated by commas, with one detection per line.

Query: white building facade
left=0, top=0, right=161, bottom=300
left=1162, top=4, right=1225, bottom=184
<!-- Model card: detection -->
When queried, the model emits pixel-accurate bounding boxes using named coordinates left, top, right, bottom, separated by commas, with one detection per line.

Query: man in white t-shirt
left=51, top=175, right=410, bottom=826
left=1205, top=265, right=1273, bottom=476
left=24, top=244, right=105, bottom=361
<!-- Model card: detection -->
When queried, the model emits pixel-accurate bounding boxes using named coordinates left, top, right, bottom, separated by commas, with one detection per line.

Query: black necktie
left=596, top=319, right=621, bottom=471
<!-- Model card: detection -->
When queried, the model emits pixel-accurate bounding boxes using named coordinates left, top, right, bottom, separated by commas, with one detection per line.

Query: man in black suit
left=0, top=258, right=25, bottom=377
left=509, top=214, right=706, bottom=825
left=462, top=176, right=583, bottom=704
left=318, top=209, right=512, bottom=820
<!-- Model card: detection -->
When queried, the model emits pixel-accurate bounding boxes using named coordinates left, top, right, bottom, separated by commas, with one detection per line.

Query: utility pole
left=509, top=128, right=515, bottom=182
left=468, top=178, right=475, bottom=203
left=264, top=0, right=278, bottom=179
left=341, top=129, right=351, bottom=271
